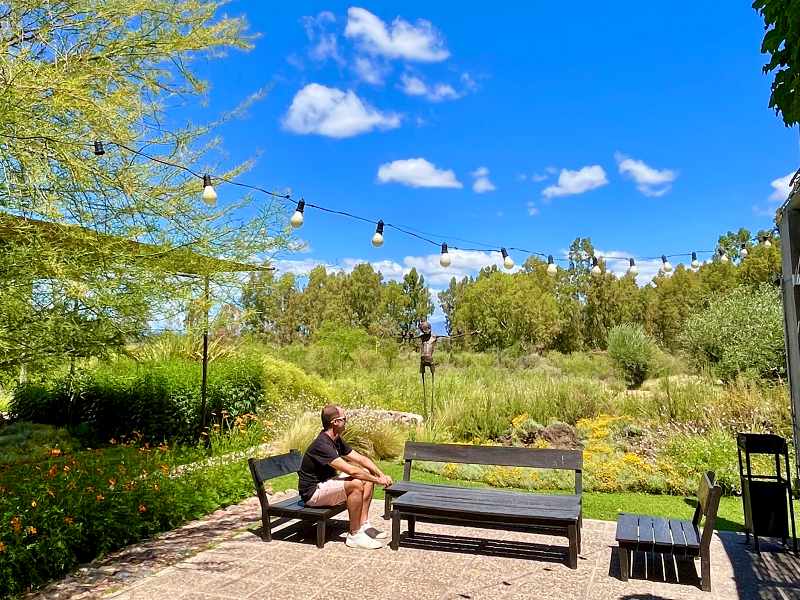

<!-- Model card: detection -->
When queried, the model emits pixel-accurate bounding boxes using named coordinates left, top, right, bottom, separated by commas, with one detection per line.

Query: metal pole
left=199, top=276, right=210, bottom=436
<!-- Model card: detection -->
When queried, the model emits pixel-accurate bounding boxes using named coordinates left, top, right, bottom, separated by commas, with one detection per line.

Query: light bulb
left=501, top=248, right=514, bottom=270
left=546, top=255, right=557, bottom=276
left=763, top=236, right=772, bottom=248
left=740, top=244, right=748, bottom=258
left=93, top=141, right=105, bottom=156
left=201, top=174, right=217, bottom=206
left=628, top=258, right=638, bottom=276
left=691, top=252, right=700, bottom=269
left=290, top=199, right=305, bottom=228
left=661, top=255, right=672, bottom=273
left=591, top=256, right=601, bottom=277
left=372, top=220, right=384, bottom=248
left=719, top=249, right=728, bottom=263
left=440, top=243, right=451, bottom=268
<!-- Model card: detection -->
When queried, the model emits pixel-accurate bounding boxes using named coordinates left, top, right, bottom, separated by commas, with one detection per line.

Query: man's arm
left=329, top=456, right=392, bottom=486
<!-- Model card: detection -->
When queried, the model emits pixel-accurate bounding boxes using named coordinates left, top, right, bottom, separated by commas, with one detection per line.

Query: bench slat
left=637, top=516, right=655, bottom=551
left=392, top=491, right=579, bottom=522
left=404, top=442, right=582, bottom=470
left=615, top=513, right=639, bottom=545
left=268, top=496, right=346, bottom=518
left=652, top=517, right=673, bottom=552
left=249, top=451, right=302, bottom=483
left=681, top=520, right=701, bottom=550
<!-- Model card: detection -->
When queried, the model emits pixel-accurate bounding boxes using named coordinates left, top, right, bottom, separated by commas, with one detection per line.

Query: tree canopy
left=754, top=0, right=800, bottom=126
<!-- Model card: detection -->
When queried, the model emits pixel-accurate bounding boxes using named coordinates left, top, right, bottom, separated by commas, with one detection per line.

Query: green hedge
left=10, top=353, right=331, bottom=443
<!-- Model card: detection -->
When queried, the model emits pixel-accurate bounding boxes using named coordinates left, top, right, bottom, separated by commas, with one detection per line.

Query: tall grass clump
left=607, top=324, right=655, bottom=389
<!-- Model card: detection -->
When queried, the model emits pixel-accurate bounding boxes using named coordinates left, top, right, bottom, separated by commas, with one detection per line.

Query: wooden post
left=199, top=275, right=210, bottom=437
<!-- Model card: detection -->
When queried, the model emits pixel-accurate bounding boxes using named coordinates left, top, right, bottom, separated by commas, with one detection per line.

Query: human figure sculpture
left=407, top=321, right=474, bottom=421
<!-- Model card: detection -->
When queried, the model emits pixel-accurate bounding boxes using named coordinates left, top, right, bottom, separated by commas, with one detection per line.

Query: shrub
left=607, top=324, right=655, bottom=388
left=658, top=429, right=739, bottom=494
left=680, top=284, right=784, bottom=380
left=10, top=353, right=331, bottom=443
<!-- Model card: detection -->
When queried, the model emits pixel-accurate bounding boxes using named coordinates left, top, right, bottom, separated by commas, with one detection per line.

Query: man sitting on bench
left=299, top=405, right=394, bottom=550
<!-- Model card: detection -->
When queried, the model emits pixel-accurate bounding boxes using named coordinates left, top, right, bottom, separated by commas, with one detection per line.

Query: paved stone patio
left=28, top=495, right=800, bottom=600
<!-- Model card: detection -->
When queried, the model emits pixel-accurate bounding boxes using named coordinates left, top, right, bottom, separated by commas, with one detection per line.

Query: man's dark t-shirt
left=298, top=431, right=352, bottom=502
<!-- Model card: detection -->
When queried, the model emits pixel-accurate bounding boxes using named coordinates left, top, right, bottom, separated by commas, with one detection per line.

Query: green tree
left=0, top=1, right=286, bottom=370
left=438, top=276, right=470, bottom=335
left=345, top=263, right=383, bottom=329
left=401, top=268, right=434, bottom=335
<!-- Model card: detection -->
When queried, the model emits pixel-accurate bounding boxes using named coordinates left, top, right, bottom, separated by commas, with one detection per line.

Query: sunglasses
left=332, top=416, right=347, bottom=423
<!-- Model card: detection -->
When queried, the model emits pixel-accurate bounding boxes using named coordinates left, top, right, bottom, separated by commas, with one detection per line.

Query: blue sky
left=183, top=2, right=798, bottom=319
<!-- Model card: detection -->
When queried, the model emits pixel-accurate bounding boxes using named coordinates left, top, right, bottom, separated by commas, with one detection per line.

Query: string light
left=547, top=255, right=557, bottom=276
left=74, top=137, right=771, bottom=275
left=440, top=243, right=451, bottom=268
left=591, top=256, right=601, bottom=277
left=372, top=220, right=385, bottom=248
left=501, top=248, right=514, bottom=270
left=290, top=199, right=305, bottom=229
left=660, top=255, right=673, bottom=273
left=201, top=174, right=217, bottom=207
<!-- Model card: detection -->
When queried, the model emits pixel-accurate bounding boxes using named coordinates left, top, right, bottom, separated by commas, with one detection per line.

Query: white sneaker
left=345, top=531, right=384, bottom=550
left=360, top=521, right=389, bottom=541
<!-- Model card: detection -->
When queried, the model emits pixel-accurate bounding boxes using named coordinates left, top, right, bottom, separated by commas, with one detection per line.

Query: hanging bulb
left=627, top=258, right=638, bottom=276
left=201, top=174, right=217, bottom=206
left=546, top=255, right=557, bottom=276
left=501, top=247, right=514, bottom=270
left=591, top=256, right=601, bottom=277
left=372, top=220, right=385, bottom=247
left=740, top=243, right=748, bottom=258
left=93, top=141, right=105, bottom=156
left=290, top=199, right=305, bottom=228
left=718, top=248, right=729, bottom=263
left=762, top=235, right=772, bottom=248
left=691, top=252, right=700, bottom=269
left=440, top=243, right=451, bottom=268
left=661, top=255, right=673, bottom=273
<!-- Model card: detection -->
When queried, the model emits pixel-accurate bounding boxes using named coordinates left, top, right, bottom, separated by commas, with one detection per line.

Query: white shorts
left=306, top=477, right=347, bottom=507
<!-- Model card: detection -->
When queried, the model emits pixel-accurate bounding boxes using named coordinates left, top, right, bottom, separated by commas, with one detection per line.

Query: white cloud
left=283, top=83, right=401, bottom=138
left=527, top=201, right=539, bottom=216
left=302, top=11, right=344, bottom=65
left=471, top=166, right=496, bottom=193
left=353, top=56, right=387, bottom=85
left=769, top=171, right=796, bottom=201
left=542, top=165, right=608, bottom=198
left=345, top=7, right=450, bottom=62
left=272, top=258, right=340, bottom=276
left=377, top=158, right=462, bottom=188
left=530, top=173, right=549, bottom=182
left=615, top=153, right=677, bottom=197
left=400, top=74, right=460, bottom=102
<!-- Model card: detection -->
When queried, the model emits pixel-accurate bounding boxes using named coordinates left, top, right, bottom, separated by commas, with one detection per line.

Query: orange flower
left=0, top=485, right=6, bottom=494
left=152, top=483, right=159, bottom=491
left=95, top=494, right=104, bottom=502
left=10, top=517, right=22, bottom=534
left=0, top=541, right=6, bottom=553
left=47, top=465, right=58, bottom=478
left=160, top=464, right=169, bottom=475
left=138, top=504, right=147, bottom=513
left=30, top=500, right=37, bottom=508
left=26, top=526, right=37, bottom=536
left=49, top=448, right=62, bottom=457
left=108, top=478, right=117, bottom=489
left=63, top=465, right=71, bottom=473
left=64, top=516, right=74, bottom=525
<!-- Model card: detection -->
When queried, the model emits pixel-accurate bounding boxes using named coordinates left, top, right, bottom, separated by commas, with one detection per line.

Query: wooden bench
left=615, top=471, right=722, bottom=592
left=385, top=442, right=583, bottom=568
left=248, top=450, right=347, bottom=548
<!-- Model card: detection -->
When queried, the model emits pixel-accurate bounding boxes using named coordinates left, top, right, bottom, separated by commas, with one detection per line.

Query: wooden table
left=388, top=486, right=581, bottom=568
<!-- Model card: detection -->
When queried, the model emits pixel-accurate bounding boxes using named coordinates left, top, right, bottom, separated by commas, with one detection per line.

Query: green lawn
left=267, top=461, right=800, bottom=533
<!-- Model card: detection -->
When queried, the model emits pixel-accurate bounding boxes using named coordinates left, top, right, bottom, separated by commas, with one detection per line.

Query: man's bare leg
left=344, top=479, right=364, bottom=534
left=360, top=481, right=374, bottom=526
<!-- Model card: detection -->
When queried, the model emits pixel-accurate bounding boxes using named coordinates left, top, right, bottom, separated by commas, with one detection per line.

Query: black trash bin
left=737, top=432, right=797, bottom=552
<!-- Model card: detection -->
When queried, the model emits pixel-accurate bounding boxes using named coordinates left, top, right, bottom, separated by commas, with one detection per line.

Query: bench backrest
left=402, top=442, right=583, bottom=495
left=692, top=471, right=722, bottom=550
left=248, top=450, right=302, bottom=508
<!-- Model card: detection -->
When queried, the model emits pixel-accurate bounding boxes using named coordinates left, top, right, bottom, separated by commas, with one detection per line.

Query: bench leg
left=261, top=515, right=272, bottom=542
left=618, top=546, right=629, bottom=581
left=383, top=493, right=392, bottom=520
left=567, top=523, right=578, bottom=569
left=700, top=550, right=711, bottom=592
left=390, top=509, right=401, bottom=551
left=315, top=520, right=326, bottom=549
